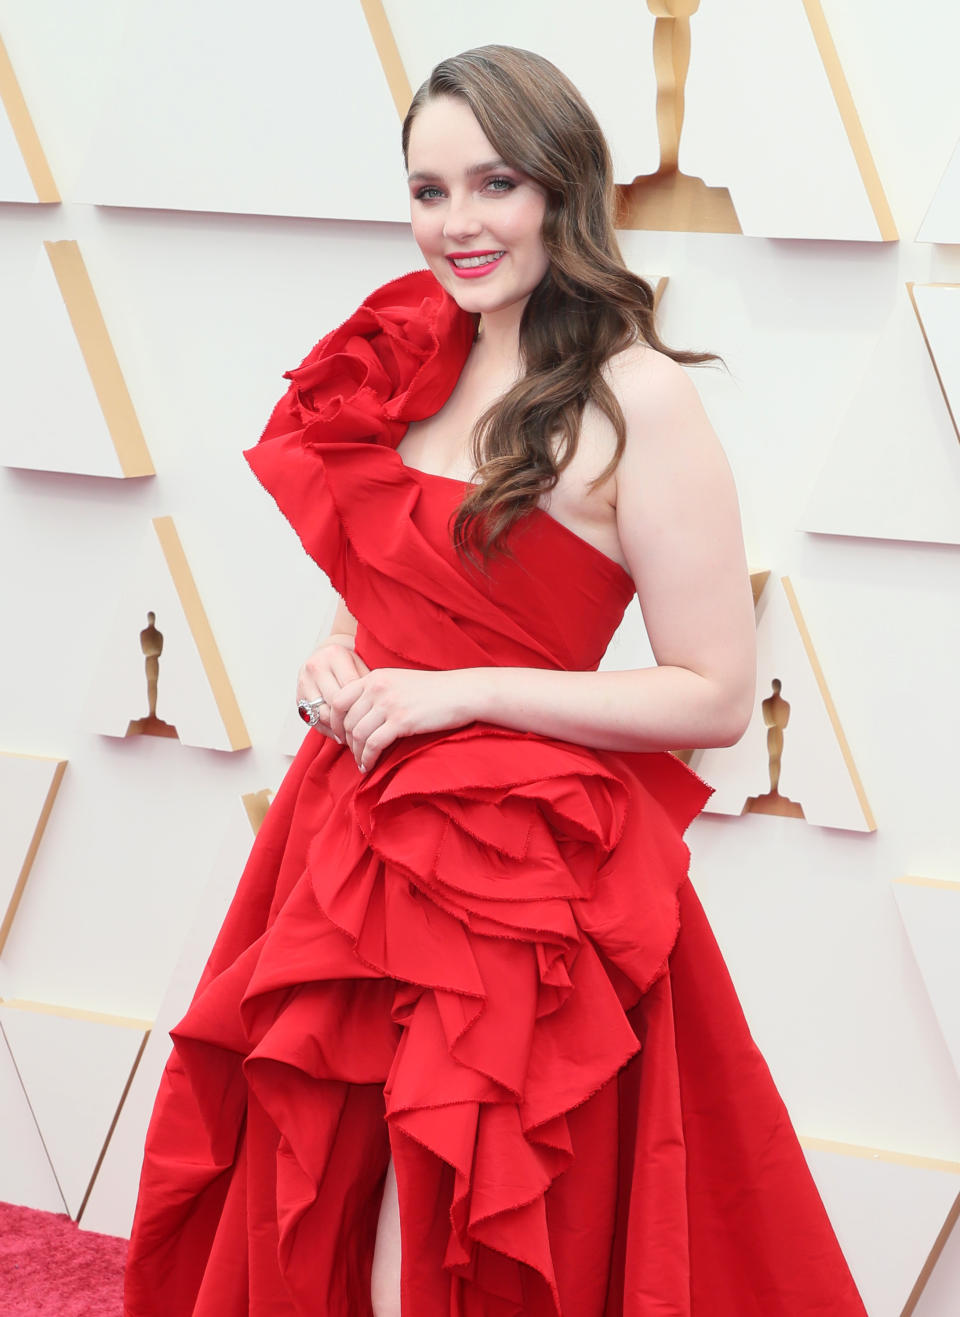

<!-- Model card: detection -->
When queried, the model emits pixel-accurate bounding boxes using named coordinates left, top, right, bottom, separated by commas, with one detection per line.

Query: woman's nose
left=442, top=192, right=482, bottom=240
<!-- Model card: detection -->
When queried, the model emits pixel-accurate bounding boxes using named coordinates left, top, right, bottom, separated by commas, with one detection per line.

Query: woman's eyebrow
left=407, top=159, right=511, bottom=183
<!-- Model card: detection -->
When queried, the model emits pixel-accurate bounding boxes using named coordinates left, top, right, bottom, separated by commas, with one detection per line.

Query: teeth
left=452, top=252, right=504, bottom=268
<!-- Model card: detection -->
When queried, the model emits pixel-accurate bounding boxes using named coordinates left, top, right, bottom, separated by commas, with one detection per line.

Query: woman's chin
left=438, top=276, right=521, bottom=318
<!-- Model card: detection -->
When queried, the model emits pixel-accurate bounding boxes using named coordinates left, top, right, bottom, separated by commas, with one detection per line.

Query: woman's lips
left=446, top=251, right=506, bottom=279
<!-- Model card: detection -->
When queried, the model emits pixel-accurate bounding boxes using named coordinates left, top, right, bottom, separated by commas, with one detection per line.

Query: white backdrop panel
left=804, top=1144, right=960, bottom=1317
left=695, top=578, right=872, bottom=831
left=382, top=0, right=660, bottom=182
left=0, top=1027, right=65, bottom=1212
left=0, top=244, right=128, bottom=477
left=80, top=800, right=256, bottom=1237
left=914, top=1208, right=960, bottom=1317
left=0, top=752, right=64, bottom=946
left=689, top=812, right=960, bottom=1161
left=0, top=1003, right=147, bottom=1218
left=0, top=0, right=127, bottom=199
left=918, top=139, right=960, bottom=244
left=681, top=0, right=888, bottom=239
left=0, top=84, right=36, bottom=201
left=800, top=288, right=960, bottom=545
left=72, top=0, right=407, bottom=220
left=894, top=880, right=960, bottom=1084
left=82, top=519, right=241, bottom=753
left=911, top=282, right=960, bottom=432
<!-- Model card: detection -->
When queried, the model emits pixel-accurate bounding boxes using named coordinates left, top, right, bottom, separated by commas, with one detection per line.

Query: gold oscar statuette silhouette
left=617, top=1, right=741, bottom=233
left=126, top=610, right=179, bottom=739
left=743, top=678, right=805, bottom=818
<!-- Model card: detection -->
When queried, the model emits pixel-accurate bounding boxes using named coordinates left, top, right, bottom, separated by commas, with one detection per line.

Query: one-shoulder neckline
left=397, top=458, right=635, bottom=590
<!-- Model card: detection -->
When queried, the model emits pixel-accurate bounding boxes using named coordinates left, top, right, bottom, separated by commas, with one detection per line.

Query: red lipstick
left=446, top=250, right=506, bottom=279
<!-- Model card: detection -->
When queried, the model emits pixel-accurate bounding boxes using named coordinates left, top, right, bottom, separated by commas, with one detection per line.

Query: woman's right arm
left=297, top=599, right=369, bottom=742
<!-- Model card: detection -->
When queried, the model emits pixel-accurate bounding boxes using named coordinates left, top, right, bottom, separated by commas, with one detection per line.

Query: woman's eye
left=412, top=178, right=515, bottom=201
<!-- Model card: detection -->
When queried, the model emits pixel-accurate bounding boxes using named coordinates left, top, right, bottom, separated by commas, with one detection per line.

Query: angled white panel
left=911, top=284, right=960, bottom=436
left=80, top=800, right=257, bottom=1237
left=804, top=1141, right=960, bottom=1317
left=82, top=518, right=248, bottom=753
left=0, top=88, right=35, bottom=201
left=918, top=139, right=960, bottom=244
left=0, top=1002, right=148, bottom=1218
left=0, top=35, right=58, bottom=203
left=73, top=0, right=407, bottom=220
left=0, top=751, right=66, bottom=952
left=0, top=244, right=132, bottom=477
left=800, top=290, right=960, bottom=546
left=683, top=1, right=892, bottom=239
left=0, top=1025, right=66, bottom=1213
left=695, top=578, right=872, bottom=832
left=914, top=1197, right=960, bottom=1317
left=383, top=0, right=661, bottom=182
left=894, top=879, right=960, bottom=1083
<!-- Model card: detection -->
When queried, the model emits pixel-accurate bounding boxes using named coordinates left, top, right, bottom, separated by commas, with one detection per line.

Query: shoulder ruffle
left=251, top=268, right=476, bottom=455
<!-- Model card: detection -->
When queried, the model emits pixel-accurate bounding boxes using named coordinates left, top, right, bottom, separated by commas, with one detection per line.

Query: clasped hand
left=297, top=640, right=475, bottom=773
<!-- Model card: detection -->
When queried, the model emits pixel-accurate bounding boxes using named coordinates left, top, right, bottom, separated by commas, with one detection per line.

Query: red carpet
left=0, top=1201, right=127, bottom=1316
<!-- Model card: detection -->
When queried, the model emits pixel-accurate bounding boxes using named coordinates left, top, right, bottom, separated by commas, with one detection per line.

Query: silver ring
left=297, top=696, right=326, bottom=728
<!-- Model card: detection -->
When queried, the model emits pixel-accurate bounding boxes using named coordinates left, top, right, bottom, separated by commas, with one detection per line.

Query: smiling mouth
left=449, top=252, right=506, bottom=268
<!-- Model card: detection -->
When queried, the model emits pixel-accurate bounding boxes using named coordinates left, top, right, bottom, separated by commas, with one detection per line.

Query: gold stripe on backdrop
left=801, top=0, right=898, bottom=240
left=895, top=875, right=960, bottom=891
left=0, top=36, right=59, bottom=202
left=0, top=757, right=67, bottom=955
left=242, top=788, right=275, bottom=835
left=153, top=517, right=251, bottom=752
left=44, top=241, right=154, bottom=478
left=781, top=576, right=876, bottom=831
left=359, top=0, right=412, bottom=118
left=906, top=282, right=960, bottom=443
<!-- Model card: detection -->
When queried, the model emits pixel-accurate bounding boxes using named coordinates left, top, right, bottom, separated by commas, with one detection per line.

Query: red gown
left=124, top=271, right=867, bottom=1316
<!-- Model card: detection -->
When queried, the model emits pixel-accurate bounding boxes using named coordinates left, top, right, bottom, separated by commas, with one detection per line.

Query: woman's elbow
left=700, top=675, right=755, bottom=748
left=713, top=715, right=751, bottom=748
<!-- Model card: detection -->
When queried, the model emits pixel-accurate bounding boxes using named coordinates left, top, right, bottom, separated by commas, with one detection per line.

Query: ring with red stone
left=297, top=696, right=326, bottom=727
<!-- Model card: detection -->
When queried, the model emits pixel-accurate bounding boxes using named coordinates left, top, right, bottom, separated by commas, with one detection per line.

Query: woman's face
left=406, top=96, right=550, bottom=320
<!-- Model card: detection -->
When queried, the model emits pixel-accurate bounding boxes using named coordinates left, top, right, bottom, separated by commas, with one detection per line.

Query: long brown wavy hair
left=401, top=45, right=718, bottom=558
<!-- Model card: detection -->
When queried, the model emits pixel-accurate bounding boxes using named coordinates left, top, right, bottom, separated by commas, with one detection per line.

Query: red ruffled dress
left=124, top=271, right=867, bottom=1316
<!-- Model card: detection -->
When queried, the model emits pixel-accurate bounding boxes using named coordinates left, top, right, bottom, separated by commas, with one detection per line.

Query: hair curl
left=401, top=44, right=717, bottom=558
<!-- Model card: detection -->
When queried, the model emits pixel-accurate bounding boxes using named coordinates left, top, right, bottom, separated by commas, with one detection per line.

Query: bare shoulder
left=603, top=339, right=736, bottom=546
left=603, top=341, right=710, bottom=441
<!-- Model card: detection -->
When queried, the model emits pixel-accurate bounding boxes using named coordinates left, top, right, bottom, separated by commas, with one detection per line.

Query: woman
left=125, top=46, right=866, bottom=1317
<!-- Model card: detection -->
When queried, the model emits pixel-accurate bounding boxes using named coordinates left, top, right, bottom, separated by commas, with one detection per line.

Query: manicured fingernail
left=334, top=736, right=343, bottom=745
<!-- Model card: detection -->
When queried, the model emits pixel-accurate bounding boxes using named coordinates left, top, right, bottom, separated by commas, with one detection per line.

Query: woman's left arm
left=333, top=352, right=757, bottom=771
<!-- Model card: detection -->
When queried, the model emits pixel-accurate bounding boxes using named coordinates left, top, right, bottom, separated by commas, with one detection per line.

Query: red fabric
left=124, top=270, right=866, bottom=1315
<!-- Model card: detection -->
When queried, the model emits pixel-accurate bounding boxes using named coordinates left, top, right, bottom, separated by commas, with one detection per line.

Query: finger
left=341, top=691, right=375, bottom=739
left=330, top=676, right=366, bottom=743
left=311, top=715, right=341, bottom=744
left=324, top=646, right=365, bottom=691
left=331, top=677, right=365, bottom=724
left=296, top=664, right=325, bottom=705
left=356, top=719, right=397, bottom=773
left=298, top=647, right=371, bottom=748
left=297, top=659, right=336, bottom=710
left=296, top=695, right=337, bottom=742
left=327, top=642, right=371, bottom=684
left=342, top=696, right=376, bottom=763
left=346, top=707, right=386, bottom=771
